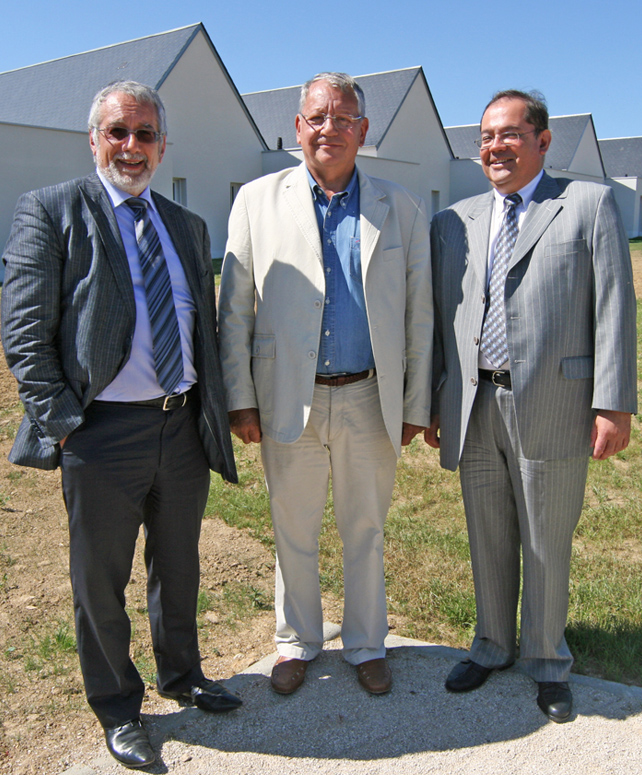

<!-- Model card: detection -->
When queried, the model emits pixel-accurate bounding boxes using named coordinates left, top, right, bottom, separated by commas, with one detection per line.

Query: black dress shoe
left=159, top=677, right=242, bottom=712
left=445, top=659, right=492, bottom=692
left=537, top=681, right=573, bottom=723
left=104, top=718, right=155, bottom=769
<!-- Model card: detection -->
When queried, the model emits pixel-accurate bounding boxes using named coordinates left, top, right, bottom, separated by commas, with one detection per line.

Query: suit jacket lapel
left=358, top=170, right=388, bottom=278
left=467, top=191, right=494, bottom=289
left=283, top=165, right=323, bottom=265
left=79, top=174, right=136, bottom=319
left=510, top=173, right=564, bottom=269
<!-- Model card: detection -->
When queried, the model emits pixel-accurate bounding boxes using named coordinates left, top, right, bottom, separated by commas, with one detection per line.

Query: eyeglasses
left=300, top=113, right=363, bottom=130
left=96, top=126, right=164, bottom=144
left=474, top=129, right=537, bottom=149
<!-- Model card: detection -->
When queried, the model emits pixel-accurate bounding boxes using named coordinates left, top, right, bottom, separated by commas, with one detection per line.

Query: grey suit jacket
left=219, top=164, right=433, bottom=456
left=431, top=173, right=637, bottom=471
left=1, top=173, right=237, bottom=481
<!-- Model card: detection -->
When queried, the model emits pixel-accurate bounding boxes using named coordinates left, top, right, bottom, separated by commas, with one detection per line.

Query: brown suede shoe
left=357, top=658, right=392, bottom=694
left=270, top=656, right=309, bottom=694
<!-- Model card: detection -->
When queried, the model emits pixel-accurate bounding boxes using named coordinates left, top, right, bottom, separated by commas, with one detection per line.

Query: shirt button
left=325, top=297, right=330, bottom=305
left=325, top=360, right=330, bottom=366
left=325, top=330, right=330, bottom=336
left=327, top=239, right=332, bottom=245
left=326, top=267, right=332, bottom=274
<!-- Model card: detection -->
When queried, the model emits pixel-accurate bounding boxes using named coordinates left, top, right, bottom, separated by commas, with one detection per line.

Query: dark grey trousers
left=61, top=399, right=210, bottom=728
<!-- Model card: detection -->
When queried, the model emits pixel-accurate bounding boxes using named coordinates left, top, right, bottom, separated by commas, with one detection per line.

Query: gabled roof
left=445, top=114, right=603, bottom=173
left=599, top=137, right=642, bottom=178
left=0, top=24, right=266, bottom=148
left=547, top=115, right=596, bottom=171
left=444, top=125, right=480, bottom=160
left=243, top=67, right=424, bottom=150
left=0, top=25, right=201, bottom=132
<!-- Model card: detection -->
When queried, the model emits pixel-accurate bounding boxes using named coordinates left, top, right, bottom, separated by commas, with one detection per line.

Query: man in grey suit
left=427, top=90, right=636, bottom=722
left=2, top=82, right=241, bottom=767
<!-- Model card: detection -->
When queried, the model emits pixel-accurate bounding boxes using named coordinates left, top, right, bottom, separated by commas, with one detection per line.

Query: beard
left=99, top=153, right=155, bottom=195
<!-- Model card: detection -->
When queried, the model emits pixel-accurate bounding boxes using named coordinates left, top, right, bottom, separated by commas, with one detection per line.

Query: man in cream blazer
left=219, top=72, right=432, bottom=696
left=428, top=90, right=637, bottom=723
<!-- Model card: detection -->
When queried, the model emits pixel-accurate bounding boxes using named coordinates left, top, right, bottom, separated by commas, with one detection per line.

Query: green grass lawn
left=208, top=243, right=642, bottom=687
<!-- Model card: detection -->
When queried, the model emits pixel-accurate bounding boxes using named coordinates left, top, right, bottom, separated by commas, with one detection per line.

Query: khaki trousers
left=261, top=376, right=397, bottom=665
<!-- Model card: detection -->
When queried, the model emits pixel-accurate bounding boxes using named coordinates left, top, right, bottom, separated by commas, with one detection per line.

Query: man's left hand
left=401, top=422, right=427, bottom=446
left=591, top=410, right=632, bottom=460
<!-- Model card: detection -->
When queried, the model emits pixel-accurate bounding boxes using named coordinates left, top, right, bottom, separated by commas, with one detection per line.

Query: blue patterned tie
left=125, top=198, right=184, bottom=395
left=480, top=193, right=522, bottom=368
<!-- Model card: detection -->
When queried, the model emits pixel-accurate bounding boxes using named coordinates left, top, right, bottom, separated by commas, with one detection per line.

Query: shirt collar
left=96, top=169, right=155, bottom=213
left=306, top=166, right=359, bottom=208
left=492, top=169, right=544, bottom=211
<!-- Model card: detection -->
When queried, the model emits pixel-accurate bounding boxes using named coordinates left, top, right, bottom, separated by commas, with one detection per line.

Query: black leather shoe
left=104, top=718, right=155, bottom=769
left=158, top=677, right=242, bottom=713
left=537, top=681, right=573, bottom=723
left=445, top=659, right=513, bottom=692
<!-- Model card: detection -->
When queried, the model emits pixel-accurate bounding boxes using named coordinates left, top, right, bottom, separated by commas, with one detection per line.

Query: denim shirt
left=307, top=167, right=375, bottom=375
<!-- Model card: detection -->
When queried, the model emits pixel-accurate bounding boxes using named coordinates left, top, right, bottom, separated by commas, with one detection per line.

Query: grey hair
left=481, top=89, right=549, bottom=134
left=88, top=81, right=167, bottom=142
left=299, top=72, right=366, bottom=117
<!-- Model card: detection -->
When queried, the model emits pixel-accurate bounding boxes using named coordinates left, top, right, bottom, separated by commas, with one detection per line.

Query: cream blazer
left=219, top=164, right=433, bottom=456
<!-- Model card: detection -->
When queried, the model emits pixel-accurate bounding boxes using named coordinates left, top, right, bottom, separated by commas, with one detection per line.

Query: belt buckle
left=163, top=393, right=187, bottom=411
left=491, top=370, right=504, bottom=387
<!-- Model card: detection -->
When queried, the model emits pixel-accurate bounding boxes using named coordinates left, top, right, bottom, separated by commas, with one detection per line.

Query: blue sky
left=1, top=0, right=638, bottom=139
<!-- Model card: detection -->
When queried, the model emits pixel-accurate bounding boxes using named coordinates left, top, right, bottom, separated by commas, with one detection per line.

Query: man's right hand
left=228, top=408, right=262, bottom=444
left=424, top=415, right=440, bottom=449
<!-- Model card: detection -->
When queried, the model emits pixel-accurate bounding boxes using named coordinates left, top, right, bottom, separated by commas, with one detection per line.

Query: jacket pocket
left=382, top=246, right=404, bottom=262
left=251, top=334, right=276, bottom=359
left=561, top=355, right=593, bottom=379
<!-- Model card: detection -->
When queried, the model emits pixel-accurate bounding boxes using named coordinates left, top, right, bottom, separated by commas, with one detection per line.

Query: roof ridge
left=0, top=23, right=201, bottom=76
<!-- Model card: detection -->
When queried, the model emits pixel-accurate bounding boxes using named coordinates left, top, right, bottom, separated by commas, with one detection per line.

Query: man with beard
left=2, top=81, right=240, bottom=768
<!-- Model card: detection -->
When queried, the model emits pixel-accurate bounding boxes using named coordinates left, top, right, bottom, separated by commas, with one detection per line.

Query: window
left=431, top=191, right=440, bottom=218
left=230, top=183, right=243, bottom=208
left=173, top=178, right=187, bottom=206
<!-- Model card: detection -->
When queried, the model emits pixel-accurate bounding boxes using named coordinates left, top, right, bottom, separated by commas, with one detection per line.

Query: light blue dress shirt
left=307, top=167, right=375, bottom=375
left=95, top=171, right=197, bottom=401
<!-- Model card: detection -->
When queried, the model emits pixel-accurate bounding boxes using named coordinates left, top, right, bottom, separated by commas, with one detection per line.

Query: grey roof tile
left=0, top=25, right=200, bottom=131
left=599, top=137, right=642, bottom=177
left=243, top=68, right=422, bottom=150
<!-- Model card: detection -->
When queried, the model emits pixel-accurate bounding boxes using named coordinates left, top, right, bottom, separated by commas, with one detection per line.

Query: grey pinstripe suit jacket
left=1, top=173, right=237, bottom=481
left=431, top=173, right=637, bottom=471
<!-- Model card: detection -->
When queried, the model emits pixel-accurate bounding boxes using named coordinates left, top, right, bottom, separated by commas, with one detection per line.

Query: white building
left=0, top=24, right=267, bottom=275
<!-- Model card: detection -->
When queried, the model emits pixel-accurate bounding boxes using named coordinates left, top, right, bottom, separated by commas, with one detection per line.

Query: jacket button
left=471, top=377, right=477, bottom=386
left=473, top=337, right=479, bottom=345
left=308, top=351, right=316, bottom=359
left=314, top=300, right=322, bottom=308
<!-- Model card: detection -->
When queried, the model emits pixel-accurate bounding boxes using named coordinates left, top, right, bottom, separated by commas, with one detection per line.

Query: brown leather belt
left=479, top=369, right=511, bottom=389
left=315, top=368, right=376, bottom=387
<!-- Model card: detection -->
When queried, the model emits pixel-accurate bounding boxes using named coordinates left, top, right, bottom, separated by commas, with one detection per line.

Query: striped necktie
left=480, top=193, right=522, bottom=369
left=125, top=197, right=184, bottom=395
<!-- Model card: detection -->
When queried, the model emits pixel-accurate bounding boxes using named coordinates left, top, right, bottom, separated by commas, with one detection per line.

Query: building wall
left=608, top=177, right=642, bottom=238
left=375, top=77, right=451, bottom=211
left=158, top=29, right=265, bottom=257
left=567, top=125, right=605, bottom=178
left=0, top=124, right=96, bottom=280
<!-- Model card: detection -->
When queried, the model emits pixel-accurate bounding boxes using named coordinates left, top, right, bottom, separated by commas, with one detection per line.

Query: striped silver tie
left=125, top=198, right=184, bottom=395
left=480, top=193, right=522, bottom=368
